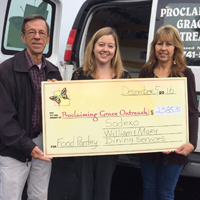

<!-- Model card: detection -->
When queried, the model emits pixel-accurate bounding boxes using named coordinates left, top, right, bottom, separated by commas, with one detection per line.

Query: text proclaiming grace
left=61, top=108, right=150, bottom=122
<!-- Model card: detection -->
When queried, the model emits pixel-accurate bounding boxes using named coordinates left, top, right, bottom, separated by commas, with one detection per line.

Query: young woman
left=138, top=25, right=198, bottom=200
left=71, top=27, right=131, bottom=200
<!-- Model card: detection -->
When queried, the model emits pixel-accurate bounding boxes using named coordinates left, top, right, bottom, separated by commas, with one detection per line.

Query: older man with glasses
left=0, top=14, right=62, bottom=200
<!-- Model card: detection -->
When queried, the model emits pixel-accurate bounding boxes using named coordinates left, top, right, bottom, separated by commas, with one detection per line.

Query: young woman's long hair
left=82, top=27, right=125, bottom=79
left=144, top=24, right=187, bottom=77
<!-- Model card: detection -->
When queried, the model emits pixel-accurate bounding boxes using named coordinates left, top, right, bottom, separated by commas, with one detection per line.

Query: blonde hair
left=82, top=27, right=125, bottom=79
left=144, top=24, right=187, bottom=77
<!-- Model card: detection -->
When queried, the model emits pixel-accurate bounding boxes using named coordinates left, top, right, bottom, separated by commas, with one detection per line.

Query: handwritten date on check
left=42, top=78, right=188, bottom=157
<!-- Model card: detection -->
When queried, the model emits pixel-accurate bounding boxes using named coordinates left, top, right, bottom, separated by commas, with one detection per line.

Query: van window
left=156, top=0, right=200, bottom=66
left=2, top=0, right=55, bottom=57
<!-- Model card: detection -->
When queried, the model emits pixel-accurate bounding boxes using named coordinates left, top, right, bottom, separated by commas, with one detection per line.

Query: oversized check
left=42, top=78, right=188, bottom=157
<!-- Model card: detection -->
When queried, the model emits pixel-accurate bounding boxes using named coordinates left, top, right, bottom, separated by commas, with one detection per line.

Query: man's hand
left=175, top=143, right=194, bottom=156
left=31, top=146, right=52, bottom=162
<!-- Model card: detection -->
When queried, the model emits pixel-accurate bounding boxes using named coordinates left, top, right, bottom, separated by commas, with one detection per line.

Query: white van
left=0, top=0, right=200, bottom=178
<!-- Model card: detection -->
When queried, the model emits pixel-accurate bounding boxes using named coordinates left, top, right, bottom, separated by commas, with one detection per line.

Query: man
left=0, top=14, right=62, bottom=200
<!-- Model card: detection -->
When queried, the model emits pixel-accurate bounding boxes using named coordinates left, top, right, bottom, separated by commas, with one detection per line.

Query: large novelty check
left=42, top=78, right=188, bottom=157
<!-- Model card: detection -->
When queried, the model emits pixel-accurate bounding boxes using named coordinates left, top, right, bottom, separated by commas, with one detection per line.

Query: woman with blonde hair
left=72, top=27, right=128, bottom=80
left=71, top=27, right=131, bottom=200
left=139, top=24, right=198, bottom=200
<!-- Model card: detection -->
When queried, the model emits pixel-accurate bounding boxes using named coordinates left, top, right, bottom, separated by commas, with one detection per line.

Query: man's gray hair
left=21, top=14, right=50, bottom=34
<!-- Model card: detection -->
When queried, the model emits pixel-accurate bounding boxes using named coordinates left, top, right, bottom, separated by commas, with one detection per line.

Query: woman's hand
left=47, top=79, right=57, bottom=82
left=163, top=151, right=173, bottom=154
left=175, top=143, right=194, bottom=156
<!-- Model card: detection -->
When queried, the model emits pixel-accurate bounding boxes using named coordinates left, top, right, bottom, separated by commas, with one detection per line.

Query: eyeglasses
left=24, top=29, right=48, bottom=38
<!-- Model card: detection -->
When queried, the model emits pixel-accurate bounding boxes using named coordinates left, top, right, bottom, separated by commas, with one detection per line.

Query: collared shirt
left=25, top=50, right=46, bottom=133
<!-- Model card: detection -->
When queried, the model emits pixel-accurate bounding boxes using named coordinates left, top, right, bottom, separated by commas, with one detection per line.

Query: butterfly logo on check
left=49, top=88, right=69, bottom=105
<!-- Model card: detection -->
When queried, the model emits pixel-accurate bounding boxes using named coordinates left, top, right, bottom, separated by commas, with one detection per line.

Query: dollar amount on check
left=42, top=78, right=188, bottom=157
